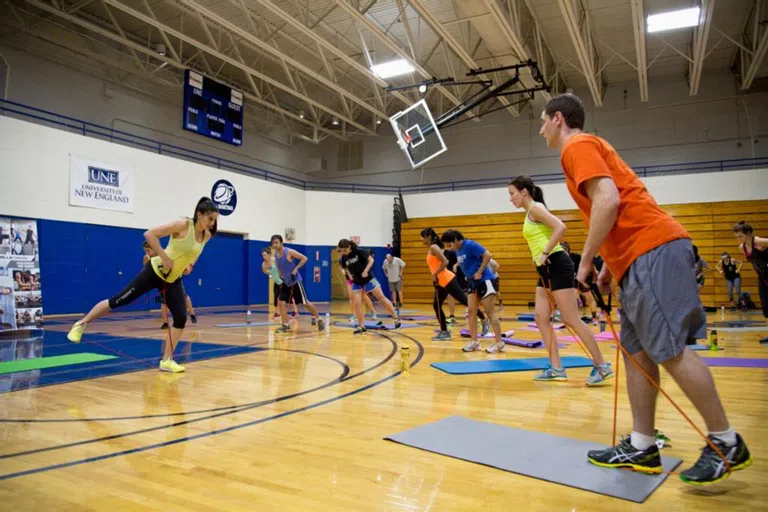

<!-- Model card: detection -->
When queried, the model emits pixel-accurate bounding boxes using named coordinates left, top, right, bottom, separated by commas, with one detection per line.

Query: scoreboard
left=182, top=70, right=243, bottom=146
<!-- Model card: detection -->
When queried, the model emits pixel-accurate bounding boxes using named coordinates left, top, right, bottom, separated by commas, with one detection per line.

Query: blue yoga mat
left=431, top=356, right=594, bottom=375
left=517, top=314, right=535, bottom=321
left=333, top=321, right=421, bottom=330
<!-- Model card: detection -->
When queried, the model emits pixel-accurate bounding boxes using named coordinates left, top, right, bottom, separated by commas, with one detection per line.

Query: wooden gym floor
left=0, top=303, right=766, bottom=511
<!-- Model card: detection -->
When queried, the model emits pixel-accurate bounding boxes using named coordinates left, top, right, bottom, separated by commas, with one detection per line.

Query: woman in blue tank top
left=270, top=234, right=325, bottom=333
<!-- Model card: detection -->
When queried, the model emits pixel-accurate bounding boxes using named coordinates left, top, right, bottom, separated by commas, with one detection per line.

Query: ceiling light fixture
left=370, top=59, right=415, bottom=79
left=647, top=7, right=700, bottom=33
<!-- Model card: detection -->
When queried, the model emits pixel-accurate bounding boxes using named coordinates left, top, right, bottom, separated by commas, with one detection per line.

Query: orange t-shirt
left=560, top=134, right=689, bottom=282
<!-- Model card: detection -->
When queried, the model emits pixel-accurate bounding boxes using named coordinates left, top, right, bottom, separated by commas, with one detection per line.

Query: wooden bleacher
left=401, top=199, right=768, bottom=309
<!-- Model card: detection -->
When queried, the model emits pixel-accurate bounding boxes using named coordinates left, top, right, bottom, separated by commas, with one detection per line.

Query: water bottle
left=400, top=344, right=410, bottom=374
left=325, top=313, right=331, bottom=330
left=709, top=329, right=718, bottom=351
left=246, top=309, right=252, bottom=325
left=720, top=305, right=726, bottom=319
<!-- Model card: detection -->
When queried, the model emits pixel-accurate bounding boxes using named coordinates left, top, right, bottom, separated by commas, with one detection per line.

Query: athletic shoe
left=67, top=322, right=86, bottom=343
left=447, top=316, right=457, bottom=325
left=272, top=313, right=281, bottom=321
left=432, top=331, right=451, bottom=341
left=533, top=366, right=567, bottom=381
left=159, top=359, right=185, bottom=373
left=348, top=315, right=357, bottom=324
left=317, top=318, right=326, bottom=332
left=311, top=317, right=317, bottom=326
left=485, top=342, right=505, bottom=354
left=587, top=436, right=662, bottom=474
left=394, top=317, right=402, bottom=329
left=275, top=324, right=291, bottom=334
left=679, top=434, right=752, bottom=485
left=161, top=322, right=168, bottom=330
left=462, top=340, right=481, bottom=352
left=480, top=319, right=491, bottom=337
left=585, top=363, right=615, bottom=386
left=190, top=315, right=197, bottom=325
left=353, top=326, right=367, bottom=335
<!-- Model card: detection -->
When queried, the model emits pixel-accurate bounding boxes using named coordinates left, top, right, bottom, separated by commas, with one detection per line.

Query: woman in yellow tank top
left=420, top=228, right=489, bottom=341
left=509, top=176, right=612, bottom=386
left=66, top=197, right=219, bottom=373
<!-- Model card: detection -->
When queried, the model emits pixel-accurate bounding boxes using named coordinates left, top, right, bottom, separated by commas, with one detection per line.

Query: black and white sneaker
left=353, top=326, right=367, bottom=335
left=679, top=434, right=752, bottom=485
left=190, top=315, right=197, bottom=325
left=587, top=436, right=662, bottom=474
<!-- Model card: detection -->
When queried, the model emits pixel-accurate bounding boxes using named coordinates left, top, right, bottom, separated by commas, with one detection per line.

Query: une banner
left=69, top=155, right=134, bottom=213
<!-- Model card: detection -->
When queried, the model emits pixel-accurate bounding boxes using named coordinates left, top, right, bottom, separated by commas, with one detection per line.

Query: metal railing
left=2, top=98, right=766, bottom=195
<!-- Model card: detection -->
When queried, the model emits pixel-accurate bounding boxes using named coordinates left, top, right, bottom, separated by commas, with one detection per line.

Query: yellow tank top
left=523, top=211, right=563, bottom=262
left=151, top=219, right=207, bottom=283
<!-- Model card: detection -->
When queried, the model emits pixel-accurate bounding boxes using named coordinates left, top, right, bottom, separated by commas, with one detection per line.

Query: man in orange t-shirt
left=539, top=93, right=751, bottom=485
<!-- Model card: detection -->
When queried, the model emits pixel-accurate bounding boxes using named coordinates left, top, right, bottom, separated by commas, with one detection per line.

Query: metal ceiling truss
left=20, top=0, right=345, bottom=142
left=333, top=0, right=482, bottom=123
left=1, top=6, right=298, bottom=145
left=739, top=0, right=768, bottom=89
left=487, top=0, right=559, bottom=102
left=629, top=0, right=648, bottom=102
left=557, top=0, right=604, bottom=106
left=407, top=0, right=520, bottom=117
left=688, top=0, right=714, bottom=96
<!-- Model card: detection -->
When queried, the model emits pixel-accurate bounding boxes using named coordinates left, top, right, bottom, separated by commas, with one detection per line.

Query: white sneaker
left=485, top=342, right=506, bottom=354
left=462, top=340, right=481, bottom=352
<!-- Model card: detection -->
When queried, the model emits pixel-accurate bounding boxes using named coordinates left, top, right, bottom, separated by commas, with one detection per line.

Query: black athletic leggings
left=433, top=277, right=485, bottom=331
left=759, top=278, right=768, bottom=318
left=108, top=263, right=187, bottom=329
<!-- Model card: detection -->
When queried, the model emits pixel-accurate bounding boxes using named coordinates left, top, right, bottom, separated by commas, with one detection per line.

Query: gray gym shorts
left=618, top=238, right=706, bottom=364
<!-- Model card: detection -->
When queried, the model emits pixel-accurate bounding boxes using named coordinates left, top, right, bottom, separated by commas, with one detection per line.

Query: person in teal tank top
left=260, top=247, right=298, bottom=320
left=66, top=197, right=219, bottom=374
left=509, top=176, right=612, bottom=386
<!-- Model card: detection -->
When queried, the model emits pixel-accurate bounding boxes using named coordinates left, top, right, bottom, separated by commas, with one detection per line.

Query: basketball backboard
left=389, top=99, right=446, bottom=169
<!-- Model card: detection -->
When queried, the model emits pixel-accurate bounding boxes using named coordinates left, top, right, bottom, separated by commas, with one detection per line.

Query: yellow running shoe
left=67, top=322, right=86, bottom=343
left=159, top=359, right=185, bottom=373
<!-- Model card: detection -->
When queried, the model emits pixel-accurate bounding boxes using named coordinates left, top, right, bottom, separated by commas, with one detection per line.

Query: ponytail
left=338, top=238, right=358, bottom=251
left=509, top=176, right=546, bottom=207
left=194, top=196, right=219, bottom=236
left=732, top=220, right=754, bottom=235
left=420, top=227, right=443, bottom=248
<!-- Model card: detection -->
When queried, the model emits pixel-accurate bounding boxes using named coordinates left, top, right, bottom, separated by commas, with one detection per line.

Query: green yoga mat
left=0, top=353, right=118, bottom=374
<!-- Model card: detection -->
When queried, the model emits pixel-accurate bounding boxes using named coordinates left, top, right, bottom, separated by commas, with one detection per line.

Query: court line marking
left=0, top=347, right=353, bottom=460
left=0, top=333, right=422, bottom=481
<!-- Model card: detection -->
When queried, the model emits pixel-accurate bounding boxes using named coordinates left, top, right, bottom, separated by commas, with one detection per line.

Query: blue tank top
left=275, top=248, right=302, bottom=286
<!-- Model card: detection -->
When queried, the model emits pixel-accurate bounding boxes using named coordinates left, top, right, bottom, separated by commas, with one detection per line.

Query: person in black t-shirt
left=716, top=252, right=743, bottom=308
left=338, top=239, right=401, bottom=334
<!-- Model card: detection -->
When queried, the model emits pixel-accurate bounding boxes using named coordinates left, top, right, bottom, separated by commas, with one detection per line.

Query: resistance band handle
left=589, top=283, right=612, bottom=314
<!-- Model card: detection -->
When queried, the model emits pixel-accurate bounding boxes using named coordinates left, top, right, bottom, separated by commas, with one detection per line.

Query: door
left=330, top=249, right=347, bottom=301
left=188, top=232, right=245, bottom=307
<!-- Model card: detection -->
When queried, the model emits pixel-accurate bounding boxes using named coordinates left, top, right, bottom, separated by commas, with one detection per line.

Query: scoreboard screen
left=183, top=70, right=243, bottom=146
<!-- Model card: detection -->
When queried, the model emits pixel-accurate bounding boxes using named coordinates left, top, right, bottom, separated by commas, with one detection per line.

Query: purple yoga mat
left=702, top=357, right=768, bottom=368
left=403, top=315, right=435, bottom=321
left=503, top=338, right=543, bottom=348
left=459, top=329, right=515, bottom=338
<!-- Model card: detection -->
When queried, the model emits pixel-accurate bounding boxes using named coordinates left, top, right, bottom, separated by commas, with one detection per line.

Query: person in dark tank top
left=716, top=252, right=743, bottom=308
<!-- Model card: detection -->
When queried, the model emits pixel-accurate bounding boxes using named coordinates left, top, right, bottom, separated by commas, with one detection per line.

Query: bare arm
left=288, top=249, right=308, bottom=274
left=716, top=261, right=724, bottom=274
left=754, top=236, right=768, bottom=251
left=261, top=260, right=271, bottom=275
left=144, top=219, right=188, bottom=268
left=528, top=202, right=567, bottom=259
left=363, top=254, right=375, bottom=276
left=580, top=177, right=620, bottom=264
left=429, top=245, right=448, bottom=279
left=474, top=251, right=493, bottom=280
left=735, top=259, right=743, bottom=273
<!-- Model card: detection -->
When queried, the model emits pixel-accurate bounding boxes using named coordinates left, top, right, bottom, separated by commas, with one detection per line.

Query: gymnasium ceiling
left=1, top=0, right=765, bottom=145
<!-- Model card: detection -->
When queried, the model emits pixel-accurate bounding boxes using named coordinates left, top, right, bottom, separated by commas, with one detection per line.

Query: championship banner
left=0, top=217, right=42, bottom=331
left=69, top=155, right=134, bottom=213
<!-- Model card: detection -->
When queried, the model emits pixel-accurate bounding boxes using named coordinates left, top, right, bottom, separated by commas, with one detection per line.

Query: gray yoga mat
left=385, top=416, right=681, bottom=504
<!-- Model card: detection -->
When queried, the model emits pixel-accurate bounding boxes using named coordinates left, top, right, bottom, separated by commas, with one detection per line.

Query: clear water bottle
left=721, top=305, right=726, bottom=319
left=400, top=344, right=410, bottom=374
left=325, top=313, right=331, bottom=330
left=246, top=309, right=252, bottom=325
